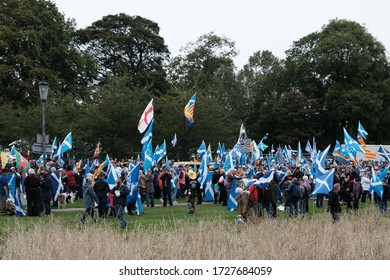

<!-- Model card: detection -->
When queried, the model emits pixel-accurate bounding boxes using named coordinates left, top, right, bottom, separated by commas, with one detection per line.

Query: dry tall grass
left=1, top=211, right=390, bottom=260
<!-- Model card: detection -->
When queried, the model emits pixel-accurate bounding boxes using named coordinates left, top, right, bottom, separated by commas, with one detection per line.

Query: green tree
left=74, top=13, right=170, bottom=94
left=0, top=0, right=96, bottom=106
left=285, top=19, right=390, bottom=144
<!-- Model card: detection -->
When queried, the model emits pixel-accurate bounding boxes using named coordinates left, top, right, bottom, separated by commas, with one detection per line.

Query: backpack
left=291, top=183, right=301, bottom=198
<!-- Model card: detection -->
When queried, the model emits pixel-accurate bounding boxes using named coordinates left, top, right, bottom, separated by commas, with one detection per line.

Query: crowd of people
left=0, top=156, right=389, bottom=227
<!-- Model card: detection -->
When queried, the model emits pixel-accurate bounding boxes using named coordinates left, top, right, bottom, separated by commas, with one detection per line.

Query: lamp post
left=39, top=81, right=49, bottom=171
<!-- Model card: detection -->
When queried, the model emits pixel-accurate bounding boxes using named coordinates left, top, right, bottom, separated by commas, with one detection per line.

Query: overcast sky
left=52, top=0, right=390, bottom=69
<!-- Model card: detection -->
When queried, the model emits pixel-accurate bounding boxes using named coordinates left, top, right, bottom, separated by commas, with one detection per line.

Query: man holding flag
left=0, top=168, right=9, bottom=214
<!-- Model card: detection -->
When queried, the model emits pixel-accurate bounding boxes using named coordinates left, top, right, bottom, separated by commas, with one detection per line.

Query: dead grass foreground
left=1, top=211, right=390, bottom=260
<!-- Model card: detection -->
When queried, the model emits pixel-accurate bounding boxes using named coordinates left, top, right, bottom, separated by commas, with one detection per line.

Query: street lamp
left=39, top=81, right=49, bottom=171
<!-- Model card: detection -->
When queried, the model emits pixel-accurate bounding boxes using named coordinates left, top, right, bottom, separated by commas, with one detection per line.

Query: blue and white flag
left=36, top=154, right=43, bottom=165
left=305, top=140, right=312, bottom=154
left=254, top=170, right=275, bottom=188
left=223, top=151, right=234, bottom=173
left=84, top=159, right=91, bottom=180
left=312, top=137, right=318, bottom=158
left=141, top=120, right=154, bottom=144
left=127, top=163, right=140, bottom=203
left=204, top=172, right=214, bottom=201
left=106, top=163, right=118, bottom=190
left=231, top=142, right=242, bottom=160
left=15, top=188, right=25, bottom=216
left=165, top=156, right=171, bottom=172
left=227, top=180, right=238, bottom=212
left=378, top=145, right=390, bottom=162
left=51, top=170, right=64, bottom=201
left=380, top=165, right=390, bottom=181
left=59, top=132, right=72, bottom=155
left=154, top=140, right=167, bottom=164
left=144, top=140, right=154, bottom=174
left=51, top=136, right=59, bottom=154
left=370, top=168, right=383, bottom=199
left=7, top=174, right=16, bottom=201
left=258, top=141, right=268, bottom=152
left=252, top=140, right=261, bottom=160
left=171, top=133, right=177, bottom=147
left=312, top=169, right=334, bottom=195
left=343, top=127, right=364, bottom=153
left=197, top=140, right=207, bottom=156
left=314, top=145, right=331, bottom=177
left=358, top=121, right=368, bottom=140
left=198, top=153, right=209, bottom=189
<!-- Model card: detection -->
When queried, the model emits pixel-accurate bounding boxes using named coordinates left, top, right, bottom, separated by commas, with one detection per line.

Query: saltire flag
left=380, top=165, right=390, bottom=181
left=92, top=140, right=101, bottom=158
left=51, top=136, right=59, bottom=155
left=213, top=157, right=219, bottom=169
left=332, top=140, right=342, bottom=155
left=144, top=140, right=154, bottom=174
left=378, top=145, right=390, bottom=162
left=311, top=137, right=318, bottom=159
left=138, top=99, right=154, bottom=133
left=227, top=180, right=238, bottom=212
left=184, top=92, right=197, bottom=128
left=223, top=151, right=234, bottom=173
left=251, top=140, right=261, bottom=160
left=258, top=141, right=268, bottom=152
left=141, top=140, right=148, bottom=161
left=141, top=120, right=154, bottom=144
left=36, top=154, right=43, bottom=165
left=207, top=143, right=213, bottom=162
left=283, top=145, right=293, bottom=165
left=52, top=142, right=62, bottom=162
left=198, top=153, right=209, bottom=189
left=126, top=163, right=143, bottom=215
left=221, top=144, right=226, bottom=163
left=136, top=154, right=141, bottom=164
left=7, top=174, right=16, bottom=201
left=165, top=156, right=171, bottom=172
left=254, top=170, right=275, bottom=188
left=216, top=142, right=222, bottom=156
left=238, top=123, right=246, bottom=140
left=231, top=142, right=242, bottom=160
left=197, top=140, right=207, bottom=156
left=154, top=140, right=167, bottom=164
left=296, top=141, right=306, bottom=165
left=357, top=137, right=377, bottom=160
left=305, top=140, right=312, bottom=154
left=171, top=133, right=177, bottom=147
left=312, top=169, right=335, bottom=195
left=84, top=159, right=91, bottom=180
left=59, top=132, right=72, bottom=155
left=343, top=127, right=364, bottom=153
left=106, top=163, right=118, bottom=190
left=370, top=168, right=383, bottom=199
left=10, top=146, right=29, bottom=177
left=271, top=144, right=275, bottom=154
left=314, top=145, right=331, bottom=177
left=51, top=170, right=64, bottom=201
left=276, top=146, right=284, bottom=164
left=357, top=121, right=368, bottom=139
left=15, top=187, right=25, bottom=216
left=204, top=172, right=214, bottom=201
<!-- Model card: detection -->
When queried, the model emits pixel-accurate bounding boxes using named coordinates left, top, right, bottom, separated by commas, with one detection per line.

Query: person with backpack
left=286, top=178, right=301, bottom=218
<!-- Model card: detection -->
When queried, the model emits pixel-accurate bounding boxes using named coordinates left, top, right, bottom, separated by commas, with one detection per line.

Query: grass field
left=1, top=199, right=390, bottom=260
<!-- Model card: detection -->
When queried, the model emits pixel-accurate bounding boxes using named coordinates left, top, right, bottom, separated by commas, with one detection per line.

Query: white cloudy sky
left=52, top=0, right=390, bottom=69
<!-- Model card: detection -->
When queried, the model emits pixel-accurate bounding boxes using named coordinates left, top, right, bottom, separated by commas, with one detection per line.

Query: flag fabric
left=258, top=141, right=268, bottom=152
left=126, top=163, right=143, bottom=215
left=296, top=141, right=306, bottom=165
left=378, top=145, right=390, bottom=162
left=221, top=144, right=226, bottom=162
left=92, top=140, right=101, bottom=158
left=51, top=136, right=59, bottom=154
left=305, top=140, right=312, bottom=154
left=141, top=120, right=154, bottom=144
left=144, top=140, right=154, bottom=174
left=312, top=169, right=335, bottom=195
left=370, top=168, right=383, bottom=199
left=51, top=170, right=64, bottom=201
left=84, top=159, right=91, bottom=180
left=311, top=137, right=318, bottom=159
left=380, top=165, right=390, bottom=181
left=343, top=128, right=364, bottom=153
left=165, top=156, right=171, bottom=172
left=223, top=151, right=234, bottom=173
left=314, top=145, right=331, bottom=177
left=93, top=154, right=110, bottom=179
left=254, top=170, right=275, bottom=188
left=227, top=180, right=238, bottom=212
left=238, top=124, right=246, bottom=140
left=10, top=146, right=29, bottom=177
left=252, top=140, right=261, bottom=160
left=207, top=143, right=213, bottom=162
left=198, top=154, right=209, bottom=189
left=283, top=145, right=293, bottom=165
left=204, top=172, right=214, bottom=201
left=334, top=148, right=358, bottom=165
left=59, top=132, right=72, bottom=155
left=138, top=99, right=154, bottom=133
left=231, top=142, right=242, bottom=160
left=154, top=140, right=167, bottom=164
left=14, top=188, right=25, bottom=216
left=184, top=92, right=197, bottom=128
left=171, top=133, right=177, bottom=147
left=271, top=144, right=275, bottom=154
left=197, top=140, right=207, bottom=156
left=357, top=137, right=377, bottom=160
left=36, top=154, right=43, bottom=165
left=358, top=121, right=368, bottom=139
left=106, top=163, right=118, bottom=190
left=7, top=174, right=16, bottom=201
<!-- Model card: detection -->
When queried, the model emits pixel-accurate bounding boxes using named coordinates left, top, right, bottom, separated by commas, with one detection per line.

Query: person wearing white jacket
left=361, top=172, right=371, bottom=204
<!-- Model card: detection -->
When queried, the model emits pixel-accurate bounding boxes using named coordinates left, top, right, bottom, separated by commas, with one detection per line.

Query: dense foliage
left=1, top=1, right=389, bottom=159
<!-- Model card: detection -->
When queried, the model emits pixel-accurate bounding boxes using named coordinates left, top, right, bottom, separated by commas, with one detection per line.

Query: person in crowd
left=379, top=179, right=389, bottom=214
left=94, top=172, right=110, bottom=218
left=328, top=183, right=343, bottom=223
left=185, top=173, right=197, bottom=214
left=340, top=174, right=353, bottom=212
left=80, top=177, right=99, bottom=224
left=0, top=168, right=9, bottom=214
left=286, top=177, right=300, bottom=218
left=361, top=172, right=371, bottom=204
left=178, top=165, right=186, bottom=199
left=218, top=169, right=227, bottom=206
left=353, top=177, right=362, bottom=212
left=153, top=167, right=161, bottom=199
left=139, top=169, right=147, bottom=205
left=236, top=187, right=251, bottom=222
left=24, top=168, right=41, bottom=216
left=40, top=172, right=52, bottom=215
left=143, top=168, right=155, bottom=208
left=66, top=165, right=77, bottom=194
left=111, top=178, right=129, bottom=229
left=160, top=167, right=173, bottom=207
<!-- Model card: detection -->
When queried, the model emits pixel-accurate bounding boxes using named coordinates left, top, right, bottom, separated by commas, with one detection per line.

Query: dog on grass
left=57, top=193, right=69, bottom=209
left=69, top=191, right=77, bottom=204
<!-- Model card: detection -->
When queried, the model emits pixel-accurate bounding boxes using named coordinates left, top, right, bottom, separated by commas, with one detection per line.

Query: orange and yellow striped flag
left=357, top=137, right=376, bottom=160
